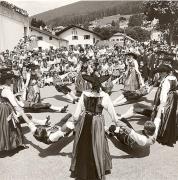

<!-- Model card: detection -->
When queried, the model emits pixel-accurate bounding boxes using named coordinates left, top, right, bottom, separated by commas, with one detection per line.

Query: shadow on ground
left=108, top=135, right=150, bottom=158
left=25, top=135, right=74, bottom=158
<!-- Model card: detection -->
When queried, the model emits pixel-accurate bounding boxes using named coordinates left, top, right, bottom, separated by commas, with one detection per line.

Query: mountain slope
left=31, top=1, right=143, bottom=26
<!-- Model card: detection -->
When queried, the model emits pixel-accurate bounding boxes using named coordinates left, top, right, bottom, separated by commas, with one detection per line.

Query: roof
left=111, top=32, right=135, bottom=42
left=30, top=26, right=68, bottom=42
left=56, top=25, right=103, bottom=39
left=0, top=1, right=28, bottom=17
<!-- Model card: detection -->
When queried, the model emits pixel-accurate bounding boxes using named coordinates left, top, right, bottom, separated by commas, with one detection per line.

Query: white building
left=0, top=1, right=29, bottom=52
left=56, top=25, right=102, bottom=48
left=109, top=32, right=135, bottom=45
left=29, top=26, right=68, bottom=50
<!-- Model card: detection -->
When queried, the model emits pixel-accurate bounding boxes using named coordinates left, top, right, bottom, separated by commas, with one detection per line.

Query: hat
left=26, top=63, right=40, bottom=70
left=0, top=67, right=11, bottom=73
left=125, top=52, right=138, bottom=59
left=164, top=56, right=173, bottom=63
left=172, top=60, right=178, bottom=72
left=82, top=74, right=110, bottom=90
left=0, top=70, right=16, bottom=84
left=93, top=60, right=99, bottom=67
left=156, top=64, right=172, bottom=73
left=80, top=56, right=88, bottom=63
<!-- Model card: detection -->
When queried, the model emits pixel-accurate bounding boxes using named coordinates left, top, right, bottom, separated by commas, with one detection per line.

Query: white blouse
left=129, top=117, right=161, bottom=146
left=160, top=75, right=177, bottom=104
left=73, top=90, right=118, bottom=123
left=1, top=85, right=23, bottom=114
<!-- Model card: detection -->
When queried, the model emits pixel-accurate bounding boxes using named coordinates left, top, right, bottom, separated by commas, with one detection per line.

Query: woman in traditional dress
left=135, top=63, right=178, bottom=146
left=70, top=73, right=120, bottom=180
left=124, top=52, right=144, bottom=91
left=12, top=63, right=23, bottom=94
left=22, top=63, right=68, bottom=113
left=75, top=56, right=91, bottom=96
left=0, top=69, right=29, bottom=152
left=152, top=63, right=178, bottom=146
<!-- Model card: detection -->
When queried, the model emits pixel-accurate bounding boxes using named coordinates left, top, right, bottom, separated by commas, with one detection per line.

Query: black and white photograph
left=0, top=0, right=178, bottom=179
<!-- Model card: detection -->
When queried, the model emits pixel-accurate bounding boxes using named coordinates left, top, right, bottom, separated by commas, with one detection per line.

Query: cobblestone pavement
left=1, top=84, right=178, bottom=180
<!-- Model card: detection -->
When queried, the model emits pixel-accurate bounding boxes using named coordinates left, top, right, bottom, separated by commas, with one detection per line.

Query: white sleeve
left=160, top=79, right=170, bottom=104
left=1, top=88, right=24, bottom=113
left=73, top=93, right=84, bottom=121
left=146, top=117, right=161, bottom=145
left=129, top=130, right=147, bottom=146
left=134, top=60, right=139, bottom=72
left=102, top=93, right=118, bottom=123
left=25, top=72, right=31, bottom=87
left=49, top=130, right=64, bottom=142
left=134, top=60, right=144, bottom=86
left=153, top=117, right=161, bottom=139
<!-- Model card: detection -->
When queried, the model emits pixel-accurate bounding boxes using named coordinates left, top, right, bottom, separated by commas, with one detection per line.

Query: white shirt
left=129, top=117, right=161, bottom=146
left=68, top=56, right=77, bottom=65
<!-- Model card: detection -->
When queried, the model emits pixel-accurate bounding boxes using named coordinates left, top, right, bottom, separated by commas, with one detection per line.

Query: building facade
left=109, top=32, right=135, bottom=46
left=29, top=26, right=68, bottom=50
left=0, top=2, right=29, bottom=52
left=56, top=25, right=102, bottom=48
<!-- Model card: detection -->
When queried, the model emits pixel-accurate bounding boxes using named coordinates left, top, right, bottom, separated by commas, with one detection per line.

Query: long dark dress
left=157, top=80, right=178, bottom=146
left=70, top=93, right=112, bottom=180
left=0, top=89, right=23, bottom=151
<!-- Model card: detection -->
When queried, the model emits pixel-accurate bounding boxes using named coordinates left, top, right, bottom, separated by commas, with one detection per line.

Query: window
left=24, top=27, right=27, bottom=37
left=72, top=28, right=77, bottom=35
left=84, top=35, right=90, bottom=39
left=49, top=36, right=52, bottom=40
left=72, top=36, right=78, bottom=40
left=38, top=36, right=43, bottom=40
left=93, top=38, right=95, bottom=43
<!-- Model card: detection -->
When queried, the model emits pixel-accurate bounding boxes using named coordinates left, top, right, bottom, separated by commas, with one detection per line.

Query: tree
left=31, top=18, right=37, bottom=27
left=125, top=26, right=150, bottom=42
left=128, top=14, right=143, bottom=27
left=83, top=21, right=90, bottom=29
left=31, top=18, right=46, bottom=28
left=93, top=26, right=124, bottom=40
left=144, top=0, right=178, bottom=44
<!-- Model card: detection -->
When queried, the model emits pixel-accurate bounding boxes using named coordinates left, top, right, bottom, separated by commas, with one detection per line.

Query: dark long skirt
left=157, top=91, right=178, bottom=146
left=75, top=72, right=91, bottom=96
left=70, top=113, right=112, bottom=180
left=12, top=77, right=24, bottom=94
left=0, top=102, right=23, bottom=151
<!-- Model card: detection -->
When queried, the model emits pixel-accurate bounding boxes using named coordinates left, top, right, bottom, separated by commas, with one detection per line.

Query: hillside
left=91, top=14, right=131, bottom=27
left=31, top=1, right=143, bottom=27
